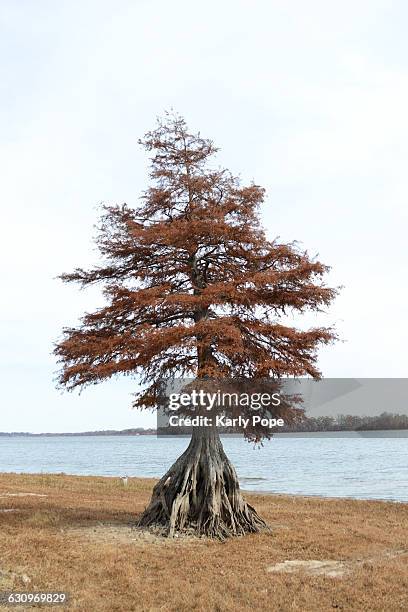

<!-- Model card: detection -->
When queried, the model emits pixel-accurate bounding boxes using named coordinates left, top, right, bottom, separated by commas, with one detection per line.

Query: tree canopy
left=55, top=112, right=337, bottom=415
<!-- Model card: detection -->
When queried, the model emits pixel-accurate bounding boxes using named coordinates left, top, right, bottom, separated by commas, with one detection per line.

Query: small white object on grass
left=121, top=476, right=128, bottom=487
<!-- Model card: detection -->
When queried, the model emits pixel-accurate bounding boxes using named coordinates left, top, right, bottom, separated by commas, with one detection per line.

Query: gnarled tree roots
left=137, top=427, right=268, bottom=540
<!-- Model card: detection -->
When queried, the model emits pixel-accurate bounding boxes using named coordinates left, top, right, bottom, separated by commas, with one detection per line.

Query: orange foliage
left=55, top=112, right=338, bottom=410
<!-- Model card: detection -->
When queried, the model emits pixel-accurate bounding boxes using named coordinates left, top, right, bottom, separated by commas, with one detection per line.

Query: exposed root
left=137, top=427, right=268, bottom=540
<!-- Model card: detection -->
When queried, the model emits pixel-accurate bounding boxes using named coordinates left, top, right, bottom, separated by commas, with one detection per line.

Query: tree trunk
left=137, top=426, right=268, bottom=539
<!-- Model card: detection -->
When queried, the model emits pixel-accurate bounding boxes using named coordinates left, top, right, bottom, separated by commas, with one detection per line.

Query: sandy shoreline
left=1, top=472, right=407, bottom=611
left=1, top=470, right=406, bottom=505
left=243, top=488, right=408, bottom=504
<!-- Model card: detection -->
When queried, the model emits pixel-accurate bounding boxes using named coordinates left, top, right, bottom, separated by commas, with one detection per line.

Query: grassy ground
left=0, top=473, right=407, bottom=611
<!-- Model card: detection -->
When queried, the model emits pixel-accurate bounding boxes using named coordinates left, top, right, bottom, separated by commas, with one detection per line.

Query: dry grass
left=0, top=473, right=407, bottom=611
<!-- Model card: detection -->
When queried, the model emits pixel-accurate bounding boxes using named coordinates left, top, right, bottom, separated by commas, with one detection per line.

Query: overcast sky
left=1, top=0, right=407, bottom=432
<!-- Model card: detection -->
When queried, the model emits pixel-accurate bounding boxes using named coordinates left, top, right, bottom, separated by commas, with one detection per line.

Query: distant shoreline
left=0, top=429, right=157, bottom=437
left=2, top=430, right=408, bottom=436
left=2, top=412, right=408, bottom=436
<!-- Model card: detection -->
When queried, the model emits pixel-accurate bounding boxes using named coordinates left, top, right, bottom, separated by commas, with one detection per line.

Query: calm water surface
left=0, top=432, right=407, bottom=502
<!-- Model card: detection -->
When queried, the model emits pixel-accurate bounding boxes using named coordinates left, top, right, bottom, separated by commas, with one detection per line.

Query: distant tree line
left=282, top=412, right=408, bottom=432
left=0, top=428, right=157, bottom=437
left=157, top=412, right=408, bottom=435
left=2, top=413, right=408, bottom=437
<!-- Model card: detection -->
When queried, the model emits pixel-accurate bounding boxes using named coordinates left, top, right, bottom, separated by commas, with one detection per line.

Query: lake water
left=0, top=432, right=407, bottom=502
